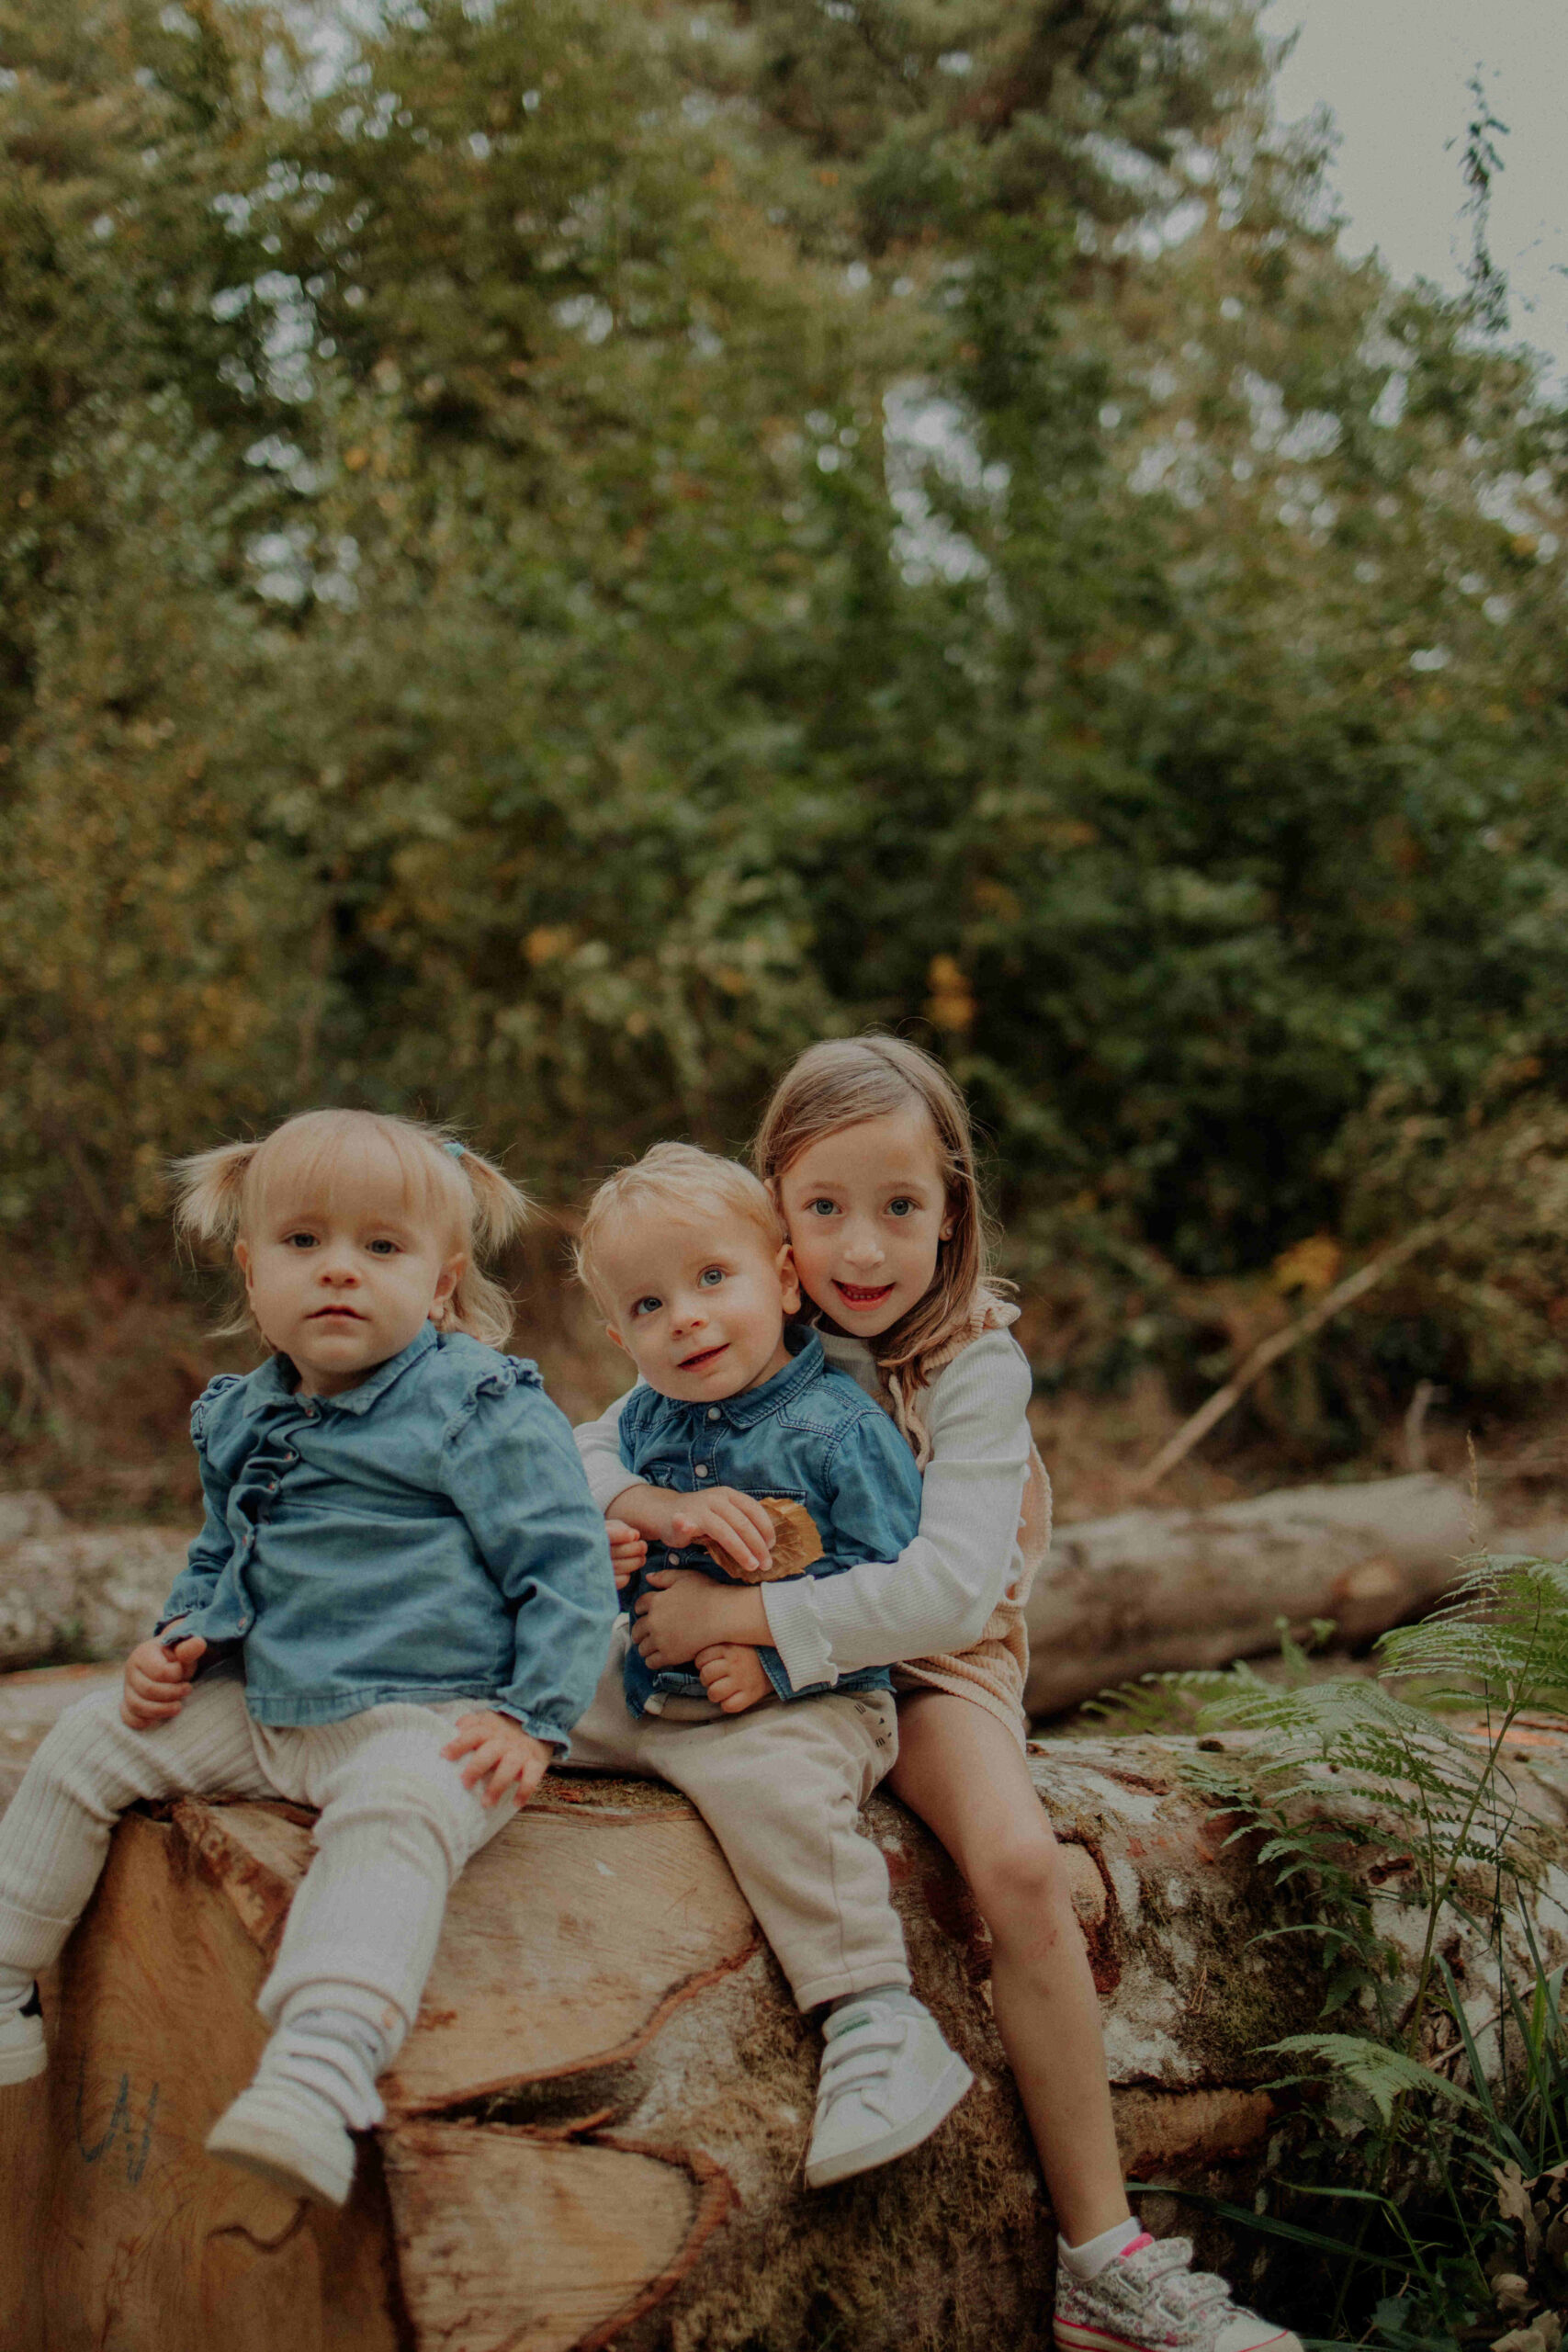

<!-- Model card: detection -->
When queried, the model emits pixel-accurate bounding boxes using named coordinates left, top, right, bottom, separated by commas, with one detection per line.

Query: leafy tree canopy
left=3, top=0, right=1565, bottom=1413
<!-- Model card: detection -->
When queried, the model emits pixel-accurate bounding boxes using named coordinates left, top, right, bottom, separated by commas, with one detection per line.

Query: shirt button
left=706, top=1408, right=720, bottom=1422
left=695, top=1464, right=710, bottom=1478
left=666, top=1552, right=680, bottom=1566
left=266, top=1481, right=278, bottom=1493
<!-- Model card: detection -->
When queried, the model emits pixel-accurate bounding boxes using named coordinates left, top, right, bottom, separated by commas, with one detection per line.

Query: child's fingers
left=442, top=1719, right=489, bottom=1762
left=731, top=1494, right=777, bottom=1545
left=457, top=1744, right=500, bottom=1792
left=121, top=1690, right=186, bottom=1728
left=671, top=1507, right=757, bottom=1574
left=712, top=1499, right=773, bottom=1576
left=169, top=1635, right=208, bottom=1677
left=126, top=1664, right=188, bottom=1710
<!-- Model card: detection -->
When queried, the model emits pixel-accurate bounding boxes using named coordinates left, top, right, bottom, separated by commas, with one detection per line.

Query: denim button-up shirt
left=615, top=1327, right=923, bottom=1716
left=159, top=1323, right=617, bottom=1752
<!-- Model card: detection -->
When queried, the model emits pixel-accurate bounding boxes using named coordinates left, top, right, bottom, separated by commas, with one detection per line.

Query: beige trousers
left=565, top=1632, right=907, bottom=2010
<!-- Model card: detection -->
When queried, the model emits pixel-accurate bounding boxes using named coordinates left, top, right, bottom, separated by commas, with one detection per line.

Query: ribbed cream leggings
left=0, top=1662, right=514, bottom=2037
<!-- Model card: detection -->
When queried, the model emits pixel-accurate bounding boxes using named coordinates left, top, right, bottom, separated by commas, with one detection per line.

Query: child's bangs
left=244, top=1112, right=468, bottom=1245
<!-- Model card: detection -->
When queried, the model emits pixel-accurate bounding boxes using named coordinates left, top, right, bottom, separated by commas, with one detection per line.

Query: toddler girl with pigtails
left=585, top=1037, right=1302, bottom=2352
left=0, top=1109, right=616, bottom=2209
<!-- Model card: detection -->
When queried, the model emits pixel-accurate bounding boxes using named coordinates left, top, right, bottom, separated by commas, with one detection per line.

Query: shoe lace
left=815, top=2015, right=908, bottom=2120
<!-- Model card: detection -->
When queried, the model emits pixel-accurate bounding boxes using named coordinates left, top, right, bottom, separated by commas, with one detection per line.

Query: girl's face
left=237, top=1151, right=465, bottom=1395
left=779, top=1106, right=953, bottom=1340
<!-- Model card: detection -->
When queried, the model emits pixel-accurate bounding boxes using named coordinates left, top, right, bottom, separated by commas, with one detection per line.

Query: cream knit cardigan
left=572, top=1317, right=1051, bottom=1747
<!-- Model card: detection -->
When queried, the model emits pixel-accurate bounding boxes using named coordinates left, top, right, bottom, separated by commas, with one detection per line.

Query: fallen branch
left=1131, top=1218, right=1454, bottom=1500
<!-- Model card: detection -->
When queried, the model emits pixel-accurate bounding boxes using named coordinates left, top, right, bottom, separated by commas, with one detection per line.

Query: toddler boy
left=570, top=1143, right=973, bottom=2188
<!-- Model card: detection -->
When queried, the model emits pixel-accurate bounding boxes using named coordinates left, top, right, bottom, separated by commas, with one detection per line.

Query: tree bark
left=0, top=1514, right=186, bottom=1673
left=1023, top=1473, right=1536, bottom=1717
left=6, top=1660, right=1568, bottom=2352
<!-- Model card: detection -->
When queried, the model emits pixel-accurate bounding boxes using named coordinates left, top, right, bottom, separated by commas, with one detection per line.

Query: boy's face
left=238, top=1160, right=464, bottom=1396
left=600, top=1205, right=801, bottom=1404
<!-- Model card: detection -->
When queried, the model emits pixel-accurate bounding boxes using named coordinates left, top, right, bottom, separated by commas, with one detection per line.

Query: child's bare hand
left=633, top=1570, right=767, bottom=1669
left=606, top=1517, right=648, bottom=1590
left=697, top=1644, right=772, bottom=1715
left=443, top=1711, right=553, bottom=1809
left=666, top=1489, right=775, bottom=1579
left=122, top=1634, right=207, bottom=1730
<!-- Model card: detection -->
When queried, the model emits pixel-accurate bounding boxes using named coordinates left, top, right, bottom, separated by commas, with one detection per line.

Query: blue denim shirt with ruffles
left=158, top=1322, right=617, bottom=1753
left=617, top=1326, right=923, bottom=1717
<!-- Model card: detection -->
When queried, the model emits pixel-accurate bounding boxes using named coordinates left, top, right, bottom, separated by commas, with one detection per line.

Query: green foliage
left=1148, top=1553, right=1568, bottom=2345
left=3, top=0, right=1568, bottom=1419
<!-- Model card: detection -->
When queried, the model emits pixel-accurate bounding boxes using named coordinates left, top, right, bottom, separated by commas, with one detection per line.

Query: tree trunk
left=6, top=1661, right=1567, bottom=2352
left=0, top=1518, right=185, bottom=1674
left=1024, top=1473, right=1532, bottom=1716
left=6, top=1480, right=1563, bottom=1714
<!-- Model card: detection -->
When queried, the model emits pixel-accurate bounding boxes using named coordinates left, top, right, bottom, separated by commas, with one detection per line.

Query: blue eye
left=887, top=1198, right=915, bottom=1219
left=698, top=1267, right=726, bottom=1288
left=283, top=1232, right=318, bottom=1250
left=807, top=1198, right=837, bottom=1217
left=367, top=1238, right=399, bottom=1256
left=632, top=1295, right=661, bottom=1318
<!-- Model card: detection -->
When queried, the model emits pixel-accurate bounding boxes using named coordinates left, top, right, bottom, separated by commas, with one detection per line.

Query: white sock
left=825, top=1984, right=921, bottom=2024
left=0, top=1968, right=34, bottom=2019
left=1059, top=2216, right=1144, bottom=2280
left=254, top=2007, right=391, bottom=2132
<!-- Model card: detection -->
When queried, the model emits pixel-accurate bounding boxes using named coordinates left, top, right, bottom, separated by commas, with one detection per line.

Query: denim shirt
left=159, top=1323, right=618, bottom=1752
left=616, top=1327, right=922, bottom=1716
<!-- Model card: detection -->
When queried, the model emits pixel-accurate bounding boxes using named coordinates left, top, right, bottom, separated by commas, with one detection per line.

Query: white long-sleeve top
left=571, top=1328, right=1037, bottom=1700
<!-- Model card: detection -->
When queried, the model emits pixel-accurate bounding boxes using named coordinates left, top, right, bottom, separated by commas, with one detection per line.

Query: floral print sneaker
left=1055, top=2233, right=1303, bottom=2352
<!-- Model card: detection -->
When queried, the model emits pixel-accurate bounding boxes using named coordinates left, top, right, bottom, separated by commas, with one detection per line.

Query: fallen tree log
left=0, top=1505, right=185, bottom=1674
left=1023, top=1473, right=1566, bottom=1717
left=5, top=1481, right=1565, bottom=1719
left=6, top=1666, right=1568, bottom=2352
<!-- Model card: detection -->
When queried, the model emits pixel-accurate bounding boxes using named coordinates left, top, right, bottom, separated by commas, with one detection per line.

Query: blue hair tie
left=443, top=1138, right=465, bottom=1160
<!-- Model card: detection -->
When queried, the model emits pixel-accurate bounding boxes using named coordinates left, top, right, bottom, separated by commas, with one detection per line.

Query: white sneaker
left=206, top=2080, right=356, bottom=2206
left=0, top=1986, right=46, bottom=2086
left=804, top=1994, right=973, bottom=2189
left=1055, top=2232, right=1303, bottom=2352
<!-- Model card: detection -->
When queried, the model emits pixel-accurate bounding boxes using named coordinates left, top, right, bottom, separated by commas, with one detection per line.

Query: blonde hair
left=576, top=1142, right=784, bottom=1315
left=173, top=1108, right=529, bottom=1350
left=751, top=1035, right=1010, bottom=1412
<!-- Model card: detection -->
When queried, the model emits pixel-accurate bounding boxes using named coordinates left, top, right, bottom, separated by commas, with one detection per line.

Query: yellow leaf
left=1272, top=1233, right=1343, bottom=1297
left=523, top=924, right=577, bottom=965
left=924, top=954, right=976, bottom=1035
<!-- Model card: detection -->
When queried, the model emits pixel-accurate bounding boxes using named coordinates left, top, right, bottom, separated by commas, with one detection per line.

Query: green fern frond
left=1380, top=1554, right=1568, bottom=1714
left=1266, top=2034, right=1484, bottom=2126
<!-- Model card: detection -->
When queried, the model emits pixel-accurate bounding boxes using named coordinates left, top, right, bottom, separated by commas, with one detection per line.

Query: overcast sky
left=1262, top=0, right=1568, bottom=382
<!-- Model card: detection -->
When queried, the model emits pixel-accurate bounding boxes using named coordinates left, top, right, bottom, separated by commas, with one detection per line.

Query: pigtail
left=445, top=1145, right=530, bottom=1256
left=171, top=1140, right=260, bottom=1251
left=437, top=1141, right=530, bottom=1350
